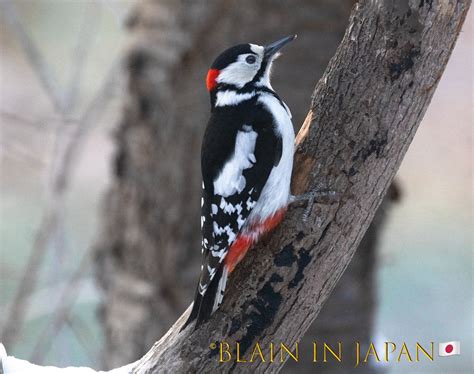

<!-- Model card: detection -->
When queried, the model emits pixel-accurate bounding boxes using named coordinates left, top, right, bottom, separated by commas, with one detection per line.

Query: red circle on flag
left=445, top=344, right=453, bottom=353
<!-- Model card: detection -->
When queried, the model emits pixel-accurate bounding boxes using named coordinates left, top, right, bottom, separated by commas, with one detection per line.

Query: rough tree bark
left=285, top=182, right=400, bottom=374
left=127, top=0, right=469, bottom=373
left=93, top=0, right=354, bottom=368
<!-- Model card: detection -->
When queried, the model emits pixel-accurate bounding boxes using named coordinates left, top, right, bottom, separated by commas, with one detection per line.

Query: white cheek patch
left=216, top=47, right=263, bottom=88
left=216, top=61, right=255, bottom=88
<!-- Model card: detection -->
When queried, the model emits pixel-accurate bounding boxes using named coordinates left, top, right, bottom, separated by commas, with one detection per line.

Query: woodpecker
left=184, top=35, right=297, bottom=330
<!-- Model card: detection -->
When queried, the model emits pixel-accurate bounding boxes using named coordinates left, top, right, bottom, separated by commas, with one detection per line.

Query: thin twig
left=0, top=1, right=65, bottom=113
left=0, top=4, right=71, bottom=347
left=0, top=111, right=42, bottom=129
left=0, top=208, right=59, bottom=345
left=52, top=63, right=119, bottom=195
left=40, top=5, right=101, bottom=363
left=2, top=69, right=117, bottom=351
left=66, top=315, right=100, bottom=365
left=64, top=2, right=102, bottom=110
left=0, top=110, right=80, bottom=130
left=27, top=65, right=119, bottom=362
left=29, top=253, right=90, bottom=362
left=0, top=65, right=118, bottom=347
left=0, top=140, right=46, bottom=167
left=0, top=0, right=120, bottom=348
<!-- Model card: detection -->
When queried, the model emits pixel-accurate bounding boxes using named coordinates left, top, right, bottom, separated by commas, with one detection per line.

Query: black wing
left=184, top=100, right=282, bottom=328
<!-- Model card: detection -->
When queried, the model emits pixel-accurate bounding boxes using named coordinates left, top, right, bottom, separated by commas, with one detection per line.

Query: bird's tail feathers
left=181, top=265, right=229, bottom=331
left=181, top=287, right=202, bottom=331
left=212, top=265, right=229, bottom=313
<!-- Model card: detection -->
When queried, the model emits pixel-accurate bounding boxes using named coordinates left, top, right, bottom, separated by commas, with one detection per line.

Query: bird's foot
left=290, top=190, right=338, bottom=222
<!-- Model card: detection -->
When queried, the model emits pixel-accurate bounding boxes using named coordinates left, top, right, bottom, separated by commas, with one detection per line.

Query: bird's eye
left=246, top=55, right=256, bottom=64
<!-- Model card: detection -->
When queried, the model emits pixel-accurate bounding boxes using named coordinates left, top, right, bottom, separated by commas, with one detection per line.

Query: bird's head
left=206, top=35, right=297, bottom=95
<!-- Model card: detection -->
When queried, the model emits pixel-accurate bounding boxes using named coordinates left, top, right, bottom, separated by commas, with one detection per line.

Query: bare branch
left=64, top=2, right=102, bottom=109
left=0, top=111, right=81, bottom=132
left=0, top=1, right=65, bottom=112
left=0, top=64, right=119, bottom=347
left=66, top=316, right=100, bottom=364
left=51, top=63, right=119, bottom=194
left=0, top=140, right=45, bottom=167
left=0, top=111, right=43, bottom=129
left=1, top=0, right=120, bottom=359
left=29, top=253, right=89, bottom=362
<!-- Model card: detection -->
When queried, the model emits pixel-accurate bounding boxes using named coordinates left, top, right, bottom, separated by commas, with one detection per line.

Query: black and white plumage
left=184, top=35, right=297, bottom=330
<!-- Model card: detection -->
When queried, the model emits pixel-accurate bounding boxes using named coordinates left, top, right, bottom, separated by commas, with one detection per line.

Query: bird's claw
left=290, top=190, right=338, bottom=204
left=290, top=189, right=339, bottom=223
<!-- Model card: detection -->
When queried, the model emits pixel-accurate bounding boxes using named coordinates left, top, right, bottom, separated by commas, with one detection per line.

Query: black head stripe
left=251, top=59, right=268, bottom=84
left=211, top=44, right=254, bottom=70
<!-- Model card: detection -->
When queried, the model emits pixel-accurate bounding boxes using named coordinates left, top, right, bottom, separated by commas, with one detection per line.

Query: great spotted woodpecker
left=184, top=35, right=297, bottom=329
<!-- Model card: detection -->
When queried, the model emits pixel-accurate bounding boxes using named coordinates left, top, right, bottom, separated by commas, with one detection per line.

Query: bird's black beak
left=264, top=34, right=297, bottom=60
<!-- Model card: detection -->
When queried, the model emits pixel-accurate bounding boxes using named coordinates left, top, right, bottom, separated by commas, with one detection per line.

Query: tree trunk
left=93, top=0, right=353, bottom=368
left=128, top=0, right=469, bottom=372
left=284, top=182, right=400, bottom=373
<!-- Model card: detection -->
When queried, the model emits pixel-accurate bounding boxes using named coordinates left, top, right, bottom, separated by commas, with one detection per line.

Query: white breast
left=247, top=93, right=295, bottom=224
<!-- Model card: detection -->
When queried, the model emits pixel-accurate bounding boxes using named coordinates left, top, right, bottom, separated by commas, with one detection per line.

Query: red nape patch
left=206, top=69, right=219, bottom=91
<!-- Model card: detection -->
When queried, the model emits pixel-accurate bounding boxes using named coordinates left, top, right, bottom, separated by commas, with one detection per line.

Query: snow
left=0, top=344, right=134, bottom=374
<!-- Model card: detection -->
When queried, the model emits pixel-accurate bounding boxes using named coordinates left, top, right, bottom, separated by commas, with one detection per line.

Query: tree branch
left=0, top=0, right=65, bottom=112
left=132, top=0, right=470, bottom=373
left=0, top=0, right=469, bottom=373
